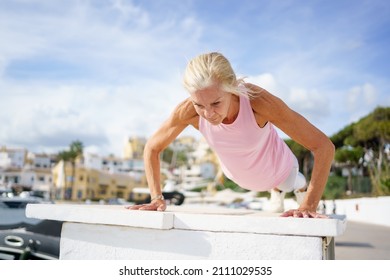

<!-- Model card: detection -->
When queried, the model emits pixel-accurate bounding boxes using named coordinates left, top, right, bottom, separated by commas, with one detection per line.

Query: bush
left=324, top=176, right=346, bottom=200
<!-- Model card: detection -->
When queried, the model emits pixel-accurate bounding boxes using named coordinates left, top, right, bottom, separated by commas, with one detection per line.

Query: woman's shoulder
left=245, top=83, right=275, bottom=106
left=172, top=98, right=199, bottom=128
left=245, top=83, right=289, bottom=120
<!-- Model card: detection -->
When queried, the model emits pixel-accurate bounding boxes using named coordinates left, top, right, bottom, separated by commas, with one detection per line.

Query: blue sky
left=0, top=0, right=389, bottom=156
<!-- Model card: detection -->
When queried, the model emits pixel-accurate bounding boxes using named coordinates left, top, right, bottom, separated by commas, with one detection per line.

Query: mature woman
left=127, top=52, right=334, bottom=218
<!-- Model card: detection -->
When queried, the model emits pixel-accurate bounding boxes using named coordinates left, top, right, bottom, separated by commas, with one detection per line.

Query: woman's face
left=190, top=83, right=236, bottom=125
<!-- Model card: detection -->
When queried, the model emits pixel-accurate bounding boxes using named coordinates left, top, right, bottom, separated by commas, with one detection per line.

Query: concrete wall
left=60, top=222, right=323, bottom=260
left=26, top=204, right=346, bottom=260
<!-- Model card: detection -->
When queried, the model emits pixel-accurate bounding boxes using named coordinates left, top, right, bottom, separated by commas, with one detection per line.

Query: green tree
left=334, top=146, right=364, bottom=193
left=162, top=146, right=188, bottom=168
left=354, top=107, right=390, bottom=195
left=57, top=140, right=84, bottom=200
left=324, top=176, right=346, bottom=200
left=162, top=147, right=174, bottom=165
left=285, top=139, right=312, bottom=178
left=331, top=107, right=390, bottom=195
left=331, top=123, right=356, bottom=148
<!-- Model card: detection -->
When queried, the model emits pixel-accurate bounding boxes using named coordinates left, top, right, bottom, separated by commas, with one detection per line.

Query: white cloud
left=111, top=0, right=151, bottom=28
left=347, top=87, right=360, bottom=111
left=289, top=88, right=329, bottom=118
left=0, top=0, right=203, bottom=155
left=0, top=73, right=189, bottom=156
left=0, top=0, right=201, bottom=84
left=362, top=83, right=377, bottom=105
left=346, top=82, right=379, bottom=123
left=246, top=73, right=279, bottom=94
left=246, top=73, right=330, bottom=122
left=0, top=0, right=388, bottom=154
left=347, top=83, right=377, bottom=111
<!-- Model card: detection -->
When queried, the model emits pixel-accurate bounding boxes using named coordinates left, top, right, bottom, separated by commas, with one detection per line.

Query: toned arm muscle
left=143, top=99, right=198, bottom=204
left=248, top=83, right=335, bottom=213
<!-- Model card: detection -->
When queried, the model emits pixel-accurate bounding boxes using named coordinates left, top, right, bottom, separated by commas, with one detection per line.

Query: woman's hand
left=125, top=199, right=166, bottom=211
left=280, top=209, right=328, bottom=218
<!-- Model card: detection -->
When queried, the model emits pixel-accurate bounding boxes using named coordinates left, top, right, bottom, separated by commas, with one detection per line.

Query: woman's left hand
left=280, top=209, right=329, bottom=218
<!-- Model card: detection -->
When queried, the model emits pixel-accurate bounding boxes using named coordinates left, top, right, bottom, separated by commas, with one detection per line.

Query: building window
left=99, top=184, right=108, bottom=195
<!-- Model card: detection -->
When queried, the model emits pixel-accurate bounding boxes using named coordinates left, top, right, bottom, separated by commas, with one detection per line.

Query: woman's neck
left=222, top=95, right=240, bottom=124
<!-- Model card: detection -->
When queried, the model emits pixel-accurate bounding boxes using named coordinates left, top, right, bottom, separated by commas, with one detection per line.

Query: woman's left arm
left=249, top=84, right=335, bottom=218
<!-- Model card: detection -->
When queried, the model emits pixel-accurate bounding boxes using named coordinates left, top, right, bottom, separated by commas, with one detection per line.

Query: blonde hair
left=183, top=52, right=246, bottom=96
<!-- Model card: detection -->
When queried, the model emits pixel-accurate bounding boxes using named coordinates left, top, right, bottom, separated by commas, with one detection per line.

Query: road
left=335, top=220, right=390, bottom=260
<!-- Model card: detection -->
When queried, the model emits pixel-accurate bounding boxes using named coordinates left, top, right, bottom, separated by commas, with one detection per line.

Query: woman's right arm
left=126, top=98, right=198, bottom=211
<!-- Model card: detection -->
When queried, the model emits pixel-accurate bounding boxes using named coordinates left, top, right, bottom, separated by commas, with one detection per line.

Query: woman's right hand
left=125, top=199, right=166, bottom=211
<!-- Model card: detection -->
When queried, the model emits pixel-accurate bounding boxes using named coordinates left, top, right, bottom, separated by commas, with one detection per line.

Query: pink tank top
left=199, top=91, right=295, bottom=191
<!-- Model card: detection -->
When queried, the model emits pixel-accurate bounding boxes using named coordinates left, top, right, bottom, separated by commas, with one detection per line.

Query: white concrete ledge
left=26, top=204, right=346, bottom=260
left=170, top=206, right=345, bottom=237
left=26, top=204, right=346, bottom=236
left=26, top=204, right=173, bottom=230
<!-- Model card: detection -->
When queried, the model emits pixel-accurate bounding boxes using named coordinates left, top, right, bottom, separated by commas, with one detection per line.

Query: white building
left=0, top=146, right=26, bottom=169
left=28, top=152, right=56, bottom=169
left=83, top=153, right=145, bottom=183
left=0, top=149, right=53, bottom=193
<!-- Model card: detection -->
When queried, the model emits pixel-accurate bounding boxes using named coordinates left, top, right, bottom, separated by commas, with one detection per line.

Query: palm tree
left=56, top=140, right=84, bottom=200
left=56, top=150, right=70, bottom=200
left=68, top=140, right=84, bottom=200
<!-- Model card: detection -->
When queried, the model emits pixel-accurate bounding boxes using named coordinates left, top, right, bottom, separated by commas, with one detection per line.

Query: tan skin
left=127, top=82, right=335, bottom=218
